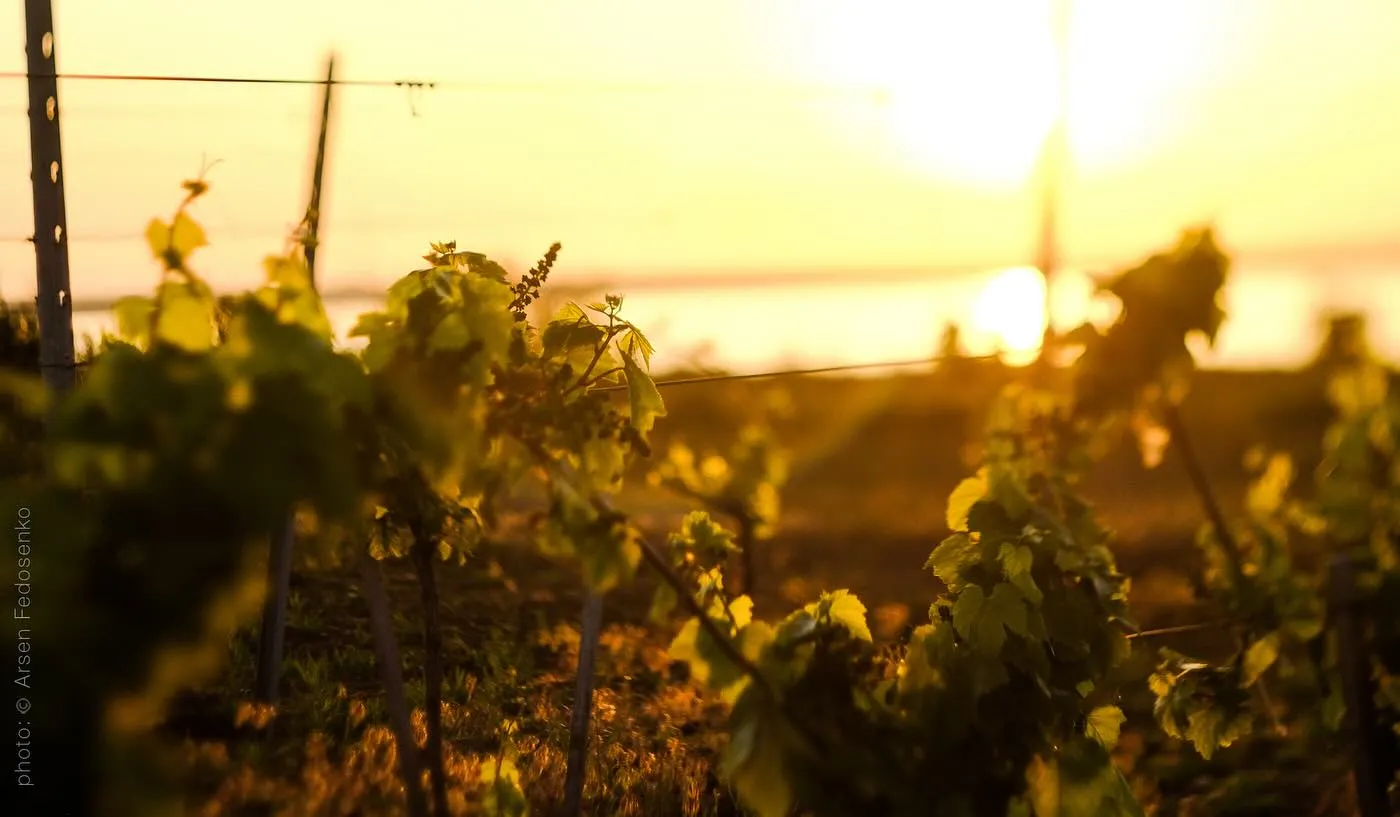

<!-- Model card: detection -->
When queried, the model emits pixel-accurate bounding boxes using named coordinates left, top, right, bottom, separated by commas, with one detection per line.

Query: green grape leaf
left=1084, top=705, right=1126, bottom=750
left=145, top=211, right=207, bottom=266
left=112, top=296, right=155, bottom=346
left=169, top=211, right=208, bottom=258
left=803, top=589, right=872, bottom=641
left=360, top=331, right=400, bottom=372
left=997, top=543, right=1033, bottom=576
left=952, top=582, right=1028, bottom=658
left=988, top=466, right=1032, bottom=520
left=900, top=621, right=956, bottom=692
left=1185, top=707, right=1249, bottom=759
left=925, top=532, right=980, bottom=592
left=999, top=541, right=1044, bottom=605
left=457, top=273, right=516, bottom=365
left=1328, top=363, right=1388, bottom=417
left=649, top=583, right=677, bottom=624
left=946, top=472, right=988, bottom=530
left=541, top=306, right=605, bottom=359
left=279, top=289, right=334, bottom=339
left=618, top=325, right=655, bottom=366
left=1027, top=741, right=1145, bottom=817
left=428, top=312, right=473, bottom=351
left=479, top=754, right=529, bottom=816
left=466, top=254, right=511, bottom=282
left=385, top=271, right=427, bottom=316
left=1024, top=756, right=1060, bottom=817
left=1322, top=686, right=1346, bottom=731
left=575, top=520, right=640, bottom=592
left=263, top=254, right=311, bottom=290
left=349, top=312, right=393, bottom=339
left=668, top=605, right=757, bottom=696
left=1246, top=454, right=1293, bottom=518
left=721, top=704, right=795, bottom=817
left=624, top=354, right=666, bottom=440
left=728, top=595, right=755, bottom=630
left=1241, top=631, right=1281, bottom=687
left=581, top=437, right=626, bottom=494
left=154, top=284, right=215, bottom=351
left=0, top=369, right=47, bottom=418
left=669, top=619, right=708, bottom=679
left=674, top=511, right=738, bottom=558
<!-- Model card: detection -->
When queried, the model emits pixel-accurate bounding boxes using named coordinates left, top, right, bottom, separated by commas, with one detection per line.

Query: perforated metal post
left=24, top=0, right=76, bottom=397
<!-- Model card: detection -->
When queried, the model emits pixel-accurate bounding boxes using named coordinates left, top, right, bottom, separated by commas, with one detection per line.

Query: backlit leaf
left=1184, top=707, right=1249, bottom=759
left=112, top=296, right=155, bottom=347
left=170, top=212, right=207, bottom=258
left=263, top=254, right=311, bottom=290
left=946, top=472, right=988, bottom=531
left=1084, top=705, right=1126, bottom=750
left=154, top=285, right=215, bottom=351
left=624, top=355, right=666, bottom=440
left=721, top=708, right=794, bottom=817
left=1241, top=631, right=1281, bottom=687
left=428, top=312, right=472, bottom=351
left=1000, top=542, right=1044, bottom=605
left=804, top=589, right=872, bottom=641
left=952, top=582, right=1028, bottom=658
left=925, top=533, right=980, bottom=592
left=1246, top=454, right=1293, bottom=518
left=618, top=325, right=655, bottom=366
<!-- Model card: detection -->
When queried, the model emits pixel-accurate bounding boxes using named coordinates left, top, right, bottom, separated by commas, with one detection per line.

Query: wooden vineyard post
left=24, top=0, right=77, bottom=400
left=562, top=591, right=604, bottom=816
left=254, top=53, right=336, bottom=704
left=1327, top=551, right=1391, bottom=817
left=358, top=548, right=430, bottom=817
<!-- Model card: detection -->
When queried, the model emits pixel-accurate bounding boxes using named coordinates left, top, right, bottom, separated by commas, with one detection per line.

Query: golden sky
left=2, top=0, right=1399, bottom=299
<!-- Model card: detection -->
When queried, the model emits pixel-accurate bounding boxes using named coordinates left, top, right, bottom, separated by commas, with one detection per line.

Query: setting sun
left=969, top=266, right=1047, bottom=362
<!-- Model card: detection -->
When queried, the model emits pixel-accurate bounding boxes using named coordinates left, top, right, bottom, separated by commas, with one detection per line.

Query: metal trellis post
left=24, top=0, right=76, bottom=398
left=255, top=53, right=336, bottom=704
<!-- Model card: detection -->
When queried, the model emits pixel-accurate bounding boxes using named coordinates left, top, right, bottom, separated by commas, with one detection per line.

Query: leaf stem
left=569, top=326, right=623, bottom=395
left=579, top=366, right=624, bottom=391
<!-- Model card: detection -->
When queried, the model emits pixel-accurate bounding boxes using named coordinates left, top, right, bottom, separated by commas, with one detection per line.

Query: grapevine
left=648, top=230, right=1240, bottom=817
left=648, top=406, right=790, bottom=595
left=2, top=178, right=371, bottom=816
left=5, top=177, right=1396, bottom=817
left=1140, top=339, right=1400, bottom=807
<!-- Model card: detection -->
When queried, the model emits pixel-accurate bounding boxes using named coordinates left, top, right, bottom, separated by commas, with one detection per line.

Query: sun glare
left=970, top=266, right=1047, bottom=363
left=779, top=0, right=1218, bottom=188
left=875, top=6, right=1060, bottom=187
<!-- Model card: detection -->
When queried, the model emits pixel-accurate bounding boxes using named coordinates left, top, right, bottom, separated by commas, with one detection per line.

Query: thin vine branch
left=537, top=455, right=853, bottom=773
left=1124, top=620, right=1229, bottom=640
left=1162, top=402, right=1250, bottom=594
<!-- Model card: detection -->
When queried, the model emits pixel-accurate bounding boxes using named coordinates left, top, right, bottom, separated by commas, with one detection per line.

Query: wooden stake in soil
left=255, top=53, right=336, bottom=704
left=24, top=0, right=76, bottom=398
left=562, top=591, right=605, bottom=817
left=359, top=549, right=430, bottom=817
left=1328, top=552, right=1391, bottom=817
